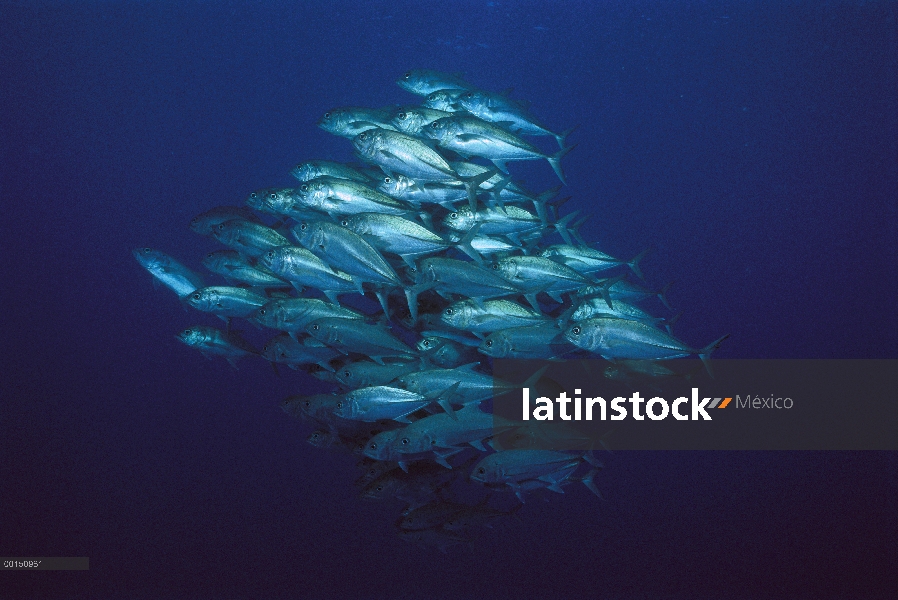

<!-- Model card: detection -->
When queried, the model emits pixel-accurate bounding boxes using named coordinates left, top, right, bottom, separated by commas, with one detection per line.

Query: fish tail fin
left=581, top=468, right=603, bottom=499
left=555, top=125, right=577, bottom=149
left=553, top=209, right=579, bottom=245
left=658, top=281, right=674, bottom=311
left=531, top=185, right=561, bottom=226
left=454, top=222, right=483, bottom=264
left=435, top=381, right=461, bottom=421
left=374, top=288, right=391, bottom=317
left=461, top=169, right=496, bottom=211
left=663, top=311, right=682, bottom=335
left=404, top=281, right=438, bottom=325
left=547, top=143, right=576, bottom=185
left=627, top=247, right=650, bottom=281
left=698, top=334, right=730, bottom=378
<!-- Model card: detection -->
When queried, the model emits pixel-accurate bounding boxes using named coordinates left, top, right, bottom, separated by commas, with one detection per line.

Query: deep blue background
left=2, top=1, right=896, bottom=598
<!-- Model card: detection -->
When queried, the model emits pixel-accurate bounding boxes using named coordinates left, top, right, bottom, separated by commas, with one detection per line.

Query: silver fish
left=478, top=323, right=572, bottom=360
left=563, top=317, right=729, bottom=375
left=455, top=89, right=574, bottom=148
left=335, top=359, right=420, bottom=388
left=184, top=286, right=267, bottom=319
left=176, top=325, right=257, bottom=368
left=210, top=219, right=290, bottom=259
left=422, top=89, right=468, bottom=112
left=258, top=246, right=357, bottom=302
left=390, top=106, right=453, bottom=135
left=440, top=299, right=548, bottom=333
left=253, top=298, right=364, bottom=337
left=261, top=333, right=341, bottom=371
left=189, top=206, right=262, bottom=236
left=397, top=70, right=474, bottom=96
left=295, top=176, right=411, bottom=216
left=133, top=247, right=204, bottom=298
left=318, top=106, right=397, bottom=138
left=337, top=386, right=431, bottom=423
left=202, top=250, right=287, bottom=287
left=424, top=115, right=573, bottom=184
left=291, top=160, right=371, bottom=183
left=306, top=317, right=417, bottom=364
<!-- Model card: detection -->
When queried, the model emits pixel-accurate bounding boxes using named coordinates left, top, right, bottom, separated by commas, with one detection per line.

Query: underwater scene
left=3, top=1, right=896, bottom=599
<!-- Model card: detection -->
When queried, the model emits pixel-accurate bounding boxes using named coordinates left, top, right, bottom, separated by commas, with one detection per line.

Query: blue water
left=2, top=1, right=896, bottom=598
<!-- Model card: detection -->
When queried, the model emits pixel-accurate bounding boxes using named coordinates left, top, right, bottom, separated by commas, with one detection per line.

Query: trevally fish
left=291, top=160, right=371, bottom=183
left=335, top=359, right=420, bottom=389
left=184, top=286, right=268, bottom=319
left=470, top=449, right=600, bottom=487
left=423, top=89, right=468, bottom=112
left=292, top=220, right=401, bottom=288
left=294, top=176, right=411, bottom=217
left=440, top=299, right=548, bottom=334
left=412, top=256, right=524, bottom=305
left=253, top=298, right=364, bottom=337
left=336, top=386, right=433, bottom=423
left=261, top=333, right=340, bottom=371
left=397, top=69, right=474, bottom=96
left=306, top=317, right=417, bottom=364
left=478, top=323, right=573, bottom=360
left=210, top=218, right=290, bottom=259
left=563, top=317, right=729, bottom=376
left=176, top=325, right=257, bottom=368
left=189, top=206, right=262, bottom=236
left=202, top=250, right=288, bottom=287
left=341, top=213, right=480, bottom=267
left=540, top=244, right=648, bottom=280
left=390, top=106, right=453, bottom=136
left=424, top=115, right=573, bottom=184
left=133, top=247, right=204, bottom=298
left=318, top=106, right=397, bottom=138
left=258, top=246, right=357, bottom=302
left=455, top=89, right=574, bottom=148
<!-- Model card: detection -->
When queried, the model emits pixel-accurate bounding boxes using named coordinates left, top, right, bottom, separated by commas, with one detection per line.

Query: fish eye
left=376, top=485, right=383, bottom=491
left=571, top=326, right=581, bottom=335
left=266, top=251, right=274, bottom=258
left=336, top=402, right=343, bottom=409
left=300, top=223, right=307, bottom=231
left=383, top=177, right=391, bottom=184
left=184, top=329, right=192, bottom=335
left=343, top=370, right=351, bottom=378
left=268, top=192, right=276, bottom=199
left=422, top=340, right=430, bottom=347
left=359, top=132, right=368, bottom=141
left=312, top=324, right=319, bottom=330
left=397, top=112, right=406, bottom=120
left=445, top=308, right=454, bottom=315
left=431, top=121, right=440, bottom=129
left=491, top=264, right=499, bottom=270
left=401, top=438, right=409, bottom=445
left=486, top=340, right=493, bottom=347
left=249, top=192, right=257, bottom=198
left=323, top=112, right=331, bottom=119
left=217, top=223, right=225, bottom=230
left=449, top=212, right=457, bottom=219
left=403, top=72, right=411, bottom=79
left=280, top=352, right=287, bottom=358
left=478, top=467, right=485, bottom=474
left=143, top=247, right=151, bottom=253
left=192, top=293, right=201, bottom=300
left=258, top=308, right=266, bottom=316
left=369, top=442, right=377, bottom=450
left=340, top=219, right=348, bottom=226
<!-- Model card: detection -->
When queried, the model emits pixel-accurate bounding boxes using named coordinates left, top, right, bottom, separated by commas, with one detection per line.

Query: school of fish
left=134, top=69, right=729, bottom=551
